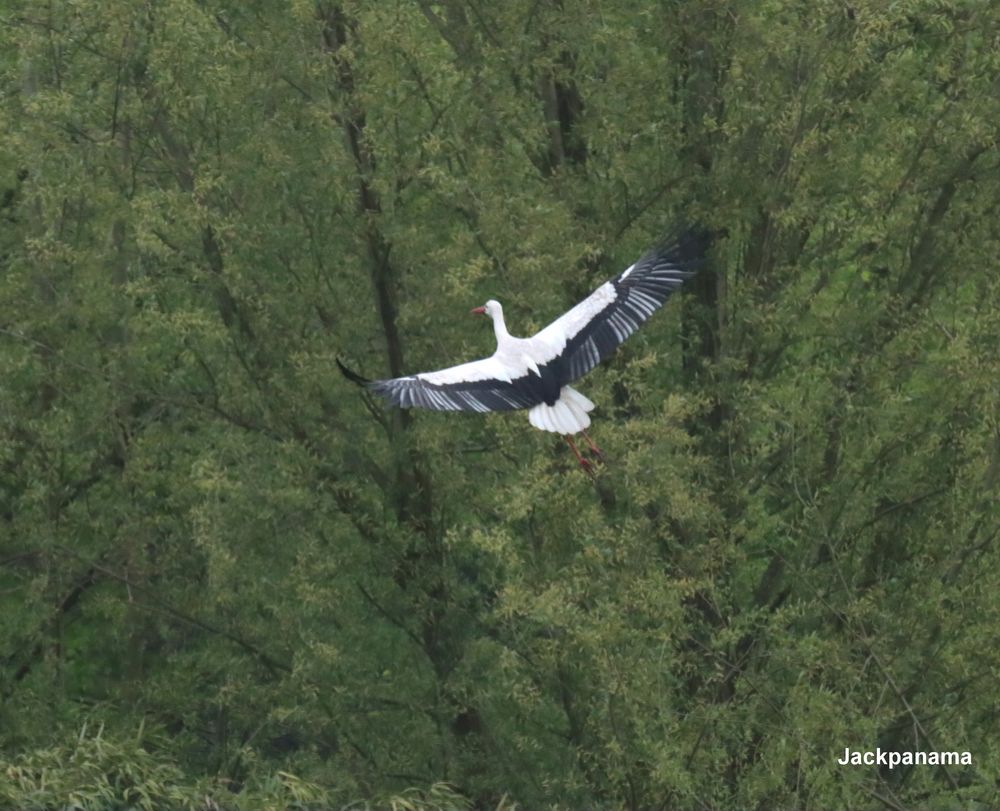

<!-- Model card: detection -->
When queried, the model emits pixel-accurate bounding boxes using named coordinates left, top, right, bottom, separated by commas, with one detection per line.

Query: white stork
left=339, top=229, right=709, bottom=470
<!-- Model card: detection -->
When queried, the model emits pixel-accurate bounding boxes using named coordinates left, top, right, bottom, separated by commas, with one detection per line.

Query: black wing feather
left=557, top=228, right=710, bottom=385
left=338, top=359, right=544, bottom=413
left=370, top=375, right=542, bottom=412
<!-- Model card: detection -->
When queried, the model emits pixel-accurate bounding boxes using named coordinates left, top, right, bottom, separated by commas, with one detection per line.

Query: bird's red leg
left=581, top=430, right=604, bottom=461
left=564, top=435, right=593, bottom=473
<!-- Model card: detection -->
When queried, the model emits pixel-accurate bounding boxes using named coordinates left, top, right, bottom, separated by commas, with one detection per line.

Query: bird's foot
left=581, top=431, right=605, bottom=462
left=565, top=435, right=596, bottom=475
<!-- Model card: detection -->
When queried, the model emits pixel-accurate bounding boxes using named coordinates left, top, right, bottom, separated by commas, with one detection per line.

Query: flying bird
left=339, top=228, right=709, bottom=470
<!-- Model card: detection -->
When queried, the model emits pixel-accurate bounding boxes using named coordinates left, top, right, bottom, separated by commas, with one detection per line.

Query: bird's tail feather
left=528, top=387, right=593, bottom=434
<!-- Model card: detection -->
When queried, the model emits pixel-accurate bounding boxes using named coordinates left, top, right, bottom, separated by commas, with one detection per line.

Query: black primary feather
left=336, top=358, right=371, bottom=386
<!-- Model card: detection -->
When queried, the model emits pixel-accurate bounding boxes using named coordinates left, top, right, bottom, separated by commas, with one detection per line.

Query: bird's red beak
left=470, top=306, right=486, bottom=315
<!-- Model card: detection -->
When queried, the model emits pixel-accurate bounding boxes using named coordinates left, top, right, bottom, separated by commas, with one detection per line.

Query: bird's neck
left=491, top=311, right=511, bottom=345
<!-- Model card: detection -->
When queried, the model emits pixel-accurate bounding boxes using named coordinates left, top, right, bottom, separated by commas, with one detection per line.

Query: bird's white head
left=470, top=299, right=502, bottom=319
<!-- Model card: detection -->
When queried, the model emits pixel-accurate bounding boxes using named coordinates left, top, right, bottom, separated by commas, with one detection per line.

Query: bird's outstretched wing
left=531, top=228, right=710, bottom=384
left=337, top=356, right=543, bottom=413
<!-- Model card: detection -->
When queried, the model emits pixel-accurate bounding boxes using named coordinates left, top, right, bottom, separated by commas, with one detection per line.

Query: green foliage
left=0, top=723, right=329, bottom=811
left=0, top=724, right=475, bottom=810
left=1, top=0, right=998, bottom=809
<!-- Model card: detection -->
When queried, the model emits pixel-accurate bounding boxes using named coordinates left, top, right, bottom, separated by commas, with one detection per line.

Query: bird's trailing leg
left=581, top=429, right=604, bottom=461
left=564, top=435, right=593, bottom=474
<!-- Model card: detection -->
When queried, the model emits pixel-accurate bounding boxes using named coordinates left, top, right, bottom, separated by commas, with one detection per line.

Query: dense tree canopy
left=1, top=1, right=998, bottom=809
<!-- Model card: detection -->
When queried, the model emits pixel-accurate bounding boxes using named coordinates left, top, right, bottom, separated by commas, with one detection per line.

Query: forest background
left=1, top=1, right=998, bottom=809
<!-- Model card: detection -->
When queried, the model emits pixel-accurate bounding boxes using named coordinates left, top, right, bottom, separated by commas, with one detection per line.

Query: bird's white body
left=417, top=301, right=597, bottom=434
left=348, top=231, right=708, bottom=439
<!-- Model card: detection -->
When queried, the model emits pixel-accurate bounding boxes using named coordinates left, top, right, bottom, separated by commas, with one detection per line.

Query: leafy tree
left=1, top=1, right=997, bottom=809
